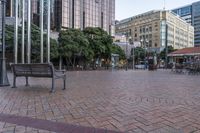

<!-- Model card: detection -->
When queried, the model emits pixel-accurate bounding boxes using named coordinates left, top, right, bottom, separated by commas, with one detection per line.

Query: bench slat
left=11, top=63, right=66, bottom=92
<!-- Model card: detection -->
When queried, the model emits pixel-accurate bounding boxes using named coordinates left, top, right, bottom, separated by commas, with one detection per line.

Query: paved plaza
left=0, top=70, right=200, bottom=133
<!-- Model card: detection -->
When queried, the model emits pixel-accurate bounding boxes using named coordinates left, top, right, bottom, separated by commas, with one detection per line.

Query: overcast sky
left=116, top=0, right=199, bottom=20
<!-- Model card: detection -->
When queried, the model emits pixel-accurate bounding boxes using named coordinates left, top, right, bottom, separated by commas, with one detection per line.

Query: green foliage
left=5, top=24, right=59, bottom=62
left=159, top=46, right=176, bottom=60
left=83, top=27, right=113, bottom=60
left=111, top=44, right=126, bottom=60
left=5, top=25, right=15, bottom=52
left=57, top=27, right=115, bottom=68
left=58, top=28, right=93, bottom=67
left=131, top=47, right=146, bottom=64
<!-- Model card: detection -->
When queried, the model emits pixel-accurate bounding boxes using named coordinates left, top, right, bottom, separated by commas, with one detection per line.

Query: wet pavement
left=0, top=70, right=200, bottom=133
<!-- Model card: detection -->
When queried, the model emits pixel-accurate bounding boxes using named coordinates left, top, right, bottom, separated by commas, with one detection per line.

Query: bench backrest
left=11, top=63, right=54, bottom=77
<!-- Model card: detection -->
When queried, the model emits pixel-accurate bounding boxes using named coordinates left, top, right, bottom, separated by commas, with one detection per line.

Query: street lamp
left=140, top=37, right=148, bottom=69
left=126, top=34, right=128, bottom=70
left=165, top=24, right=168, bottom=69
left=123, top=32, right=129, bottom=71
left=129, top=36, right=135, bottom=69
left=0, top=0, right=10, bottom=86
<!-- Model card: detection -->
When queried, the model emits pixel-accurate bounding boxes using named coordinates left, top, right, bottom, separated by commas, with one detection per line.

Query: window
left=135, top=28, right=137, bottom=32
left=143, top=27, right=145, bottom=33
left=135, top=34, right=137, bottom=37
left=149, top=27, right=152, bottom=32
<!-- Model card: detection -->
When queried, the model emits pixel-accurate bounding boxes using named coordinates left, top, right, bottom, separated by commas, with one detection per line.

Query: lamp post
left=122, top=32, right=128, bottom=70
left=0, top=0, right=10, bottom=86
left=140, top=37, right=148, bottom=69
left=145, top=39, right=149, bottom=69
left=165, top=24, right=168, bottom=69
left=129, top=36, right=134, bottom=69
left=124, top=32, right=128, bottom=71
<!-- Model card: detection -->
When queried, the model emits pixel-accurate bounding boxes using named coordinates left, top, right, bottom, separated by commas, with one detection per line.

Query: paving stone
left=0, top=70, right=199, bottom=132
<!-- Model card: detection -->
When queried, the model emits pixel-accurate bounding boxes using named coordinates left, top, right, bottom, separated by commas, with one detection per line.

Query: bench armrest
left=55, top=69, right=66, bottom=73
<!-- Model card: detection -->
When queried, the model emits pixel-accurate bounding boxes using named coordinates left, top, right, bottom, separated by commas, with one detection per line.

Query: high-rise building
left=115, top=10, right=194, bottom=52
left=172, top=1, right=200, bottom=46
left=54, top=0, right=115, bottom=35
left=4, top=0, right=115, bottom=35
left=172, top=5, right=192, bottom=25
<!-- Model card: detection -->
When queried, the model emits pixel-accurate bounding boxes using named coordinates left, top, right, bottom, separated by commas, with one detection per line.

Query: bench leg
left=25, top=77, right=30, bottom=86
left=12, top=75, right=17, bottom=88
left=50, top=77, right=55, bottom=93
left=63, top=77, right=66, bottom=90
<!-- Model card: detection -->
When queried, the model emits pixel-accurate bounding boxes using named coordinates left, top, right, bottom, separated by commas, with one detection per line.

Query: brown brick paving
left=0, top=70, right=200, bottom=132
left=0, top=113, right=120, bottom=133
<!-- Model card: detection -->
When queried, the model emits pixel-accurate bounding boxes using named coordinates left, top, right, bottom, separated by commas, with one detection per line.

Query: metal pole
left=126, top=33, right=128, bottom=71
left=21, top=0, right=25, bottom=63
left=165, top=24, right=168, bottom=69
left=14, top=0, right=18, bottom=63
left=0, top=0, right=10, bottom=86
left=130, top=37, right=134, bottom=70
left=144, top=37, right=147, bottom=70
left=40, top=0, right=44, bottom=63
left=132, top=45, right=135, bottom=70
left=27, top=0, right=31, bottom=63
left=47, top=0, right=51, bottom=63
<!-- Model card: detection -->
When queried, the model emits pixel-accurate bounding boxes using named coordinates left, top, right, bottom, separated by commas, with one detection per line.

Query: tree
left=131, top=47, right=146, bottom=64
left=159, top=46, right=176, bottom=60
left=5, top=24, right=59, bottom=63
left=111, top=44, right=125, bottom=60
left=83, top=27, right=113, bottom=63
left=58, top=28, right=92, bottom=69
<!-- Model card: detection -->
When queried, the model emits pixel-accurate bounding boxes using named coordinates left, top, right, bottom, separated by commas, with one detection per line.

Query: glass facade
left=192, top=2, right=200, bottom=45
left=31, top=0, right=55, bottom=30
left=172, top=6, right=192, bottom=24
left=54, top=0, right=115, bottom=35
left=172, top=1, right=200, bottom=46
left=160, top=21, right=166, bottom=47
left=173, top=6, right=192, bottom=16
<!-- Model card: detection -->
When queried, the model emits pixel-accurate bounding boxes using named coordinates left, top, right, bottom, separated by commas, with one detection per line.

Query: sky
left=116, top=0, right=199, bottom=20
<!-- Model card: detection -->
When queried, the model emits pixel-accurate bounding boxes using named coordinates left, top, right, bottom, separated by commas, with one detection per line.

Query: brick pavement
left=0, top=70, right=200, bottom=132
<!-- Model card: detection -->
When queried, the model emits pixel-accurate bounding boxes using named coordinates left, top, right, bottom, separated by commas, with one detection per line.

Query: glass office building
left=172, top=5, right=192, bottom=24
left=5, top=0, right=115, bottom=35
left=192, top=2, right=200, bottom=45
left=172, top=1, right=200, bottom=46
left=54, top=0, right=115, bottom=35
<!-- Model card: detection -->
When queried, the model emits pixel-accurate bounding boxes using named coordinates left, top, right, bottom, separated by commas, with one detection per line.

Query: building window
left=143, top=27, right=145, bottom=33
left=135, top=33, right=137, bottom=37
left=149, top=34, right=152, bottom=39
left=149, top=27, right=152, bottom=32
left=135, top=28, right=137, bottom=32
left=149, top=40, right=152, bottom=47
left=129, top=29, right=132, bottom=36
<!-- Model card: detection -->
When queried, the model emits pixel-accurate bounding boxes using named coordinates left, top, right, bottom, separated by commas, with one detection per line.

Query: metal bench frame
left=10, top=63, right=66, bottom=92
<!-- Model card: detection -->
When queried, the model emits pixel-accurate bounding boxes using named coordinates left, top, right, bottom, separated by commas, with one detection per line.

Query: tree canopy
left=159, top=46, right=176, bottom=60
left=83, top=27, right=113, bottom=61
left=5, top=24, right=59, bottom=63
left=5, top=25, right=125, bottom=69
left=58, top=28, right=93, bottom=67
left=111, top=44, right=125, bottom=60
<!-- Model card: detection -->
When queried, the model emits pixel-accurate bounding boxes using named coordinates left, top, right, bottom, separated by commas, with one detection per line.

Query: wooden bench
left=10, top=63, right=66, bottom=92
